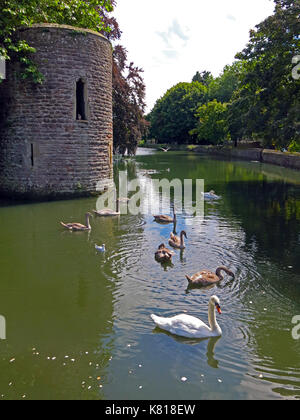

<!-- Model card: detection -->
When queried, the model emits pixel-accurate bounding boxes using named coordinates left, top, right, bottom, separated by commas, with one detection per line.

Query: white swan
left=95, top=244, right=106, bottom=253
left=93, top=198, right=120, bottom=217
left=202, top=190, right=220, bottom=200
left=150, top=296, right=222, bottom=338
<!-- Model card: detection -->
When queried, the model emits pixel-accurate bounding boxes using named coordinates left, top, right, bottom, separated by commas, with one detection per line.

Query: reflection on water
left=0, top=149, right=300, bottom=400
left=152, top=330, right=221, bottom=369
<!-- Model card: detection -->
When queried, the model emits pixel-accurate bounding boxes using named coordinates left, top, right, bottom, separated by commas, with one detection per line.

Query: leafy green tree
left=148, top=82, right=208, bottom=144
left=191, top=100, right=229, bottom=144
left=230, top=0, right=300, bottom=148
left=112, top=45, right=148, bottom=155
left=192, top=70, right=213, bottom=86
left=288, top=140, right=300, bottom=153
left=0, top=0, right=113, bottom=83
left=99, top=3, right=148, bottom=155
left=209, top=62, right=243, bottom=103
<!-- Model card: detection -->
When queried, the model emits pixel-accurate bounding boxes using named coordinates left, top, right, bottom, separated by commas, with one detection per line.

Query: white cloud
left=113, top=0, right=275, bottom=112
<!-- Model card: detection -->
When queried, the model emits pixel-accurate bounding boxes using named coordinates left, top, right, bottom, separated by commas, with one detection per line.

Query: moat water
left=0, top=148, right=300, bottom=400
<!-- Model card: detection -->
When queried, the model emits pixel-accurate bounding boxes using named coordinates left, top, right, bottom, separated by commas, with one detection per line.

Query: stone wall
left=262, top=150, right=300, bottom=170
left=194, top=146, right=300, bottom=170
left=0, top=24, right=113, bottom=199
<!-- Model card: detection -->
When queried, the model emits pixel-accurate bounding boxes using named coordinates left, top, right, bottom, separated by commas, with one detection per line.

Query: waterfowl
left=93, top=198, right=120, bottom=217
left=160, top=147, right=170, bottom=152
left=169, top=230, right=187, bottom=249
left=186, top=266, right=235, bottom=287
left=155, top=244, right=175, bottom=263
left=202, top=190, right=220, bottom=200
left=60, top=213, right=92, bottom=232
left=154, top=208, right=177, bottom=224
left=150, top=295, right=222, bottom=338
left=95, top=244, right=106, bottom=253
left=118, top=197, right=130, bottom=203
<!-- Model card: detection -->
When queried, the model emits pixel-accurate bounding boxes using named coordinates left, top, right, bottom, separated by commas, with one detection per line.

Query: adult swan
left=150, top=296, right=222, bottom=338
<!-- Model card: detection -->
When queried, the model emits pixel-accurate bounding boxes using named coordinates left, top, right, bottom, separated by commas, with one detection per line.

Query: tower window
left=76, top=78, right=88, bottom=121
left=31, top=143, right=34, bottom=167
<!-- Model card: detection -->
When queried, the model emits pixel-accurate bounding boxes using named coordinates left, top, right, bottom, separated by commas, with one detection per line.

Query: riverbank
left=142, top=144, right=300, bottom=171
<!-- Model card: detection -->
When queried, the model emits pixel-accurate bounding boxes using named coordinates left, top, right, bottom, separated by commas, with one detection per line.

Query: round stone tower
left=0, top=24, right=113, bottom=199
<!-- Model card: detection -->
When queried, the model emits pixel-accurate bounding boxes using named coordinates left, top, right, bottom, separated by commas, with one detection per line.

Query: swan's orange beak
left=216, top=305, right=222, bottom=314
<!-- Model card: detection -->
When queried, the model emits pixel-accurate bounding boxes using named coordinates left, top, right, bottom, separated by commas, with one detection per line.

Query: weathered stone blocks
left=0, top=24, right=113, bottom=199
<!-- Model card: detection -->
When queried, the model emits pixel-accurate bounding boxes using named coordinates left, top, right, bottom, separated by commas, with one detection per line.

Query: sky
left=113, top=0, right=275, bottom=113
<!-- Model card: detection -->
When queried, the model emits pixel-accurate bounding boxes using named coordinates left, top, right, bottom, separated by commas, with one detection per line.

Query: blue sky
left=113, top=0, right=275, bottom=112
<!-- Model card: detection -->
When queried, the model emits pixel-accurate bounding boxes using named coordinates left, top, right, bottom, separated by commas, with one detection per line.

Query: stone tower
left=0, top=24, right=113, bottom=199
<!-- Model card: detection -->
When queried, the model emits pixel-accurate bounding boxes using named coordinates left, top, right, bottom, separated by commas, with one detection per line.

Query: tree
left=230, top=0, right=300, bottom=149
left=99, top=2, right=148, bottom=155
left=208, top=62, right=243, bottom=103
left=148, top=82, right=208, bottom=144
left=112, top=45, right=148, bottom=155
left=191, top=100, right=229, bottom=144
left=192, top=70, right=213, bottom=86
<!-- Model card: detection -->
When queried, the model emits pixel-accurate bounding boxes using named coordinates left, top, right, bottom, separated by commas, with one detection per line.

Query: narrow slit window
left=76, top=78, right=87, bottom=121
left=31, top=143, right=34, bottom=167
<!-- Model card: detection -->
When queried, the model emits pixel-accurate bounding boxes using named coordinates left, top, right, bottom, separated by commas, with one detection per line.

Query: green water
left=0, top=148, right=300, bottom=400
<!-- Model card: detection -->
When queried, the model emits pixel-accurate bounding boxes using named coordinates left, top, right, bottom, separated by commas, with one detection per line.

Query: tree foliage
left=148, top=82, right=207, bottom=144
left=208, top=62, right=242, bottom=103
left=192, top=70, right=213, bottom=86
left=99, top=2, right=148, bottom=155
left=191, top=100, right=229, bottom=145
left=112, top=45, right=148, bottom=155
left=229, top=0, right=300, bottom=148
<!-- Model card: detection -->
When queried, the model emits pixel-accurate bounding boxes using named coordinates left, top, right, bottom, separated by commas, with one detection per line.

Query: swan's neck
left=216, top=266, right=233, bottom=280
left=86, top=215, right=91, bottom=229
left=116, top=199, right=120, bottom=213
left=215, top=268, right=224, bottom=281
left=180, top=232, right=185, bottom=247
left=208, top=303, right=220, bottom=333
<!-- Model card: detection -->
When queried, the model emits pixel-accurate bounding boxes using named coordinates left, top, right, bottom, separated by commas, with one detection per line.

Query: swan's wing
left=61, top=222, right=85, bottom=229
left=96, top=209, right=117, bottom=216
left=151, top=314, right=211, bottom=338
left=71, top=223, right=86, bottom=228
left=171, top=315, right=209, bottom=332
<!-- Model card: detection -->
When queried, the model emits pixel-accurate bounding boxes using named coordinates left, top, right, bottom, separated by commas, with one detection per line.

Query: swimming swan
left=154, top=208, right=176, bottom=224
left=202, top=190, right=220, bottom=200
left=60, top=213, right=92, bottom=231
left=150, top=295, right=222, bottom=338
left=155, top=243, right=175, bottom=263
left=169, top=230, right=187, bottom=249
left=93, top=198, right=120, bottom=217
left=95, top=244, right=106, bottom=253
left=186, top=266, right=235, bottom=287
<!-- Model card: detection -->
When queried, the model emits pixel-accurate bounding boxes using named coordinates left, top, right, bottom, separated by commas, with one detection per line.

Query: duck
left=95, top=244, right=106, bottom=253
left=169, top=230, right=187, bottom=249
left=93, top=198, right=120, bottom=217
left=150, top=295, right=222, bottom=338
left=202, top=190, right=220, bottom=200
left=155, top=244, right=175, bottom=263
left=154, top=208, right=177, bottom=224
left=60, top=213, right=92, bottom=232
left=186, top=266, right=235, bottom=287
